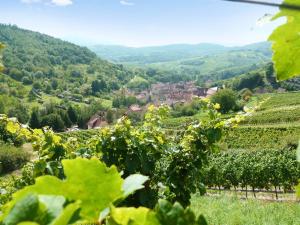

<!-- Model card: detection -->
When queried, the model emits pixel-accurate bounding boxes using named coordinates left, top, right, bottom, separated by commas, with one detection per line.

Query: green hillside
left=89, top=43, right=229, bottom=64
left=90, top=42, right=271, bottom=65
left=223, top=92, right=300, bottom=150
left=90, top=42, right=272, bottom=83
left=0, top=24, right=147, bottom=129
left=0, top=24, right=137, bottom=102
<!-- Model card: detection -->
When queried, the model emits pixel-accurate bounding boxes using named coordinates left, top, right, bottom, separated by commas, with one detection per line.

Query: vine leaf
left=108, top=206, right=160, bottom=225
left=123, top=174, right=149, bottom=198
left=3, top=194, right=39, bottom=225
left=2, top=158, right=124, bottom=221
left=269, top=0, right=300, bottom=81
left=155, top=199, right=208, bottom=225
left=3, top=193, right=80, bottom=225
left=51, top=201, right=81, bottom=225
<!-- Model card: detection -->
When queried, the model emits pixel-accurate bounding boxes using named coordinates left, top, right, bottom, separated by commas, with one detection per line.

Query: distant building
left=126, top=82, right=219, bottom=106
left=128, top=104, right=143, bottom=112
left=87, top=113, right=108, bottom=129
left=206, top=87, right=219, bottom=97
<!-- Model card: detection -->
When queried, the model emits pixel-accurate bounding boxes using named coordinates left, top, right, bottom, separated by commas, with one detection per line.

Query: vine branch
left=222, top=0, right=300, bottom=11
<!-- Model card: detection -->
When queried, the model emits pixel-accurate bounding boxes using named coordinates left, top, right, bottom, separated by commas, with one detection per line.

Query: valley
left=0, top=3, right=300, bottom=223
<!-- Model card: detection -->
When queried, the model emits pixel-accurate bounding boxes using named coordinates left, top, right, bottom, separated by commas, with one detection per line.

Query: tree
left=106, top=109, right=114, bottom=124
left=234, top=73, right=264, bottom=90
left=51, top=79, right=59, bottom=90
left=44, top=84, right=52, bottom=94
left=21, top=76, right=33, bottom=85
left=59, top=111, right=72, bottom=128
left=29, top=110, right=41, bottom=129
left=71, top=70, right=82, bottom=78
left=127, top=76, right=149, bottom=91
left=9, top=68, right=23, bottom=81
left=41, top=114, right=65, bottom=132
left=0, top=43, right=4, bottom=72
left=91, top=79, right=107, bottom=93
left=67, top=106, right=78, bottom=124
left=211, top=89, right=238, bottom=114
left=0, top=99, right=5, bottom=114
left=33, top=82, right=42, bottom=90
left=8, top=103, right=30, bottom=124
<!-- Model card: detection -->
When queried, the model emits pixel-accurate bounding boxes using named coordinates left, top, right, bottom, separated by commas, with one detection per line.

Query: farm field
left=191, top=194, right=300, bottom=225
left=241, top=92, right=300, bottom=125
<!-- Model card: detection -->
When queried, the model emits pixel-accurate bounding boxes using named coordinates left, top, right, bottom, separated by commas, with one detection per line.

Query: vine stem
left=222, top=0, right=300, bottom=11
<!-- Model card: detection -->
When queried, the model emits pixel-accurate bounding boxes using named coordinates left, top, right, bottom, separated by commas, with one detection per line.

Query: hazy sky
left=0, top=0, right=284, bottom=47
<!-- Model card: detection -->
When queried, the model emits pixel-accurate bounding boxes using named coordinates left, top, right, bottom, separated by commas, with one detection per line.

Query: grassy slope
left=160, top=92, right=300, bottom=150
left=191, top=194, right=300, bottom=225
left=243, top=92, right=300, bottom=125
left=221, top=92, right=300, bottom=150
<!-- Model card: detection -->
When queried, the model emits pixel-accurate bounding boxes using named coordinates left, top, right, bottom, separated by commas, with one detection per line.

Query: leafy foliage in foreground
left=1, top=158, right=207, bottom=225
left=96, top=102, right=237, bottom=207
left=0, top=101, right=239, bottom=223
left=269, top=0, right=300, bottom=81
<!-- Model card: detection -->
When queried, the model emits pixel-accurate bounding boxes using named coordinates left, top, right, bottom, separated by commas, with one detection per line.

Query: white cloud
left=51, top=0, right=73, bottom=6
left=21, top=0, right=73, bottom=6
left=21, top=0, right=42, bottom=3
left=120, top=0, right=134, bottom=6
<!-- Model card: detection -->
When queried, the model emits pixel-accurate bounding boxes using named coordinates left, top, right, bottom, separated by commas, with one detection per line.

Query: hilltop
left=89, top=42, right=272, bottom=83
left=0, top=24, right=138, bottom=103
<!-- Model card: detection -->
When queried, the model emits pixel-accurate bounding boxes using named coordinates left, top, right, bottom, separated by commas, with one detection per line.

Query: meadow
left=191, top=194, right=300, bottom=225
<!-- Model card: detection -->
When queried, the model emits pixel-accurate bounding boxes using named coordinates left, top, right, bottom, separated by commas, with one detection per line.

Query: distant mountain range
left=89, top=42, right=272, bottom=65
left=89, top=42, right=272, bottom=83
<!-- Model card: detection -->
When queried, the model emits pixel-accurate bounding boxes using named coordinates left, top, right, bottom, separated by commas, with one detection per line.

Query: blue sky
left=0, top=0, right=284, bottom=47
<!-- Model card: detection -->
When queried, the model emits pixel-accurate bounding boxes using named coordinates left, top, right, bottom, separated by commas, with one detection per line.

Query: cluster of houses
left=86, top=82, right=219, bottom=129
left=128, top=81, right=218, bottom=105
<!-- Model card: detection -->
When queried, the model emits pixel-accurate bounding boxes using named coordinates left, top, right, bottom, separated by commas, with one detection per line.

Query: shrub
left=0, top=144, right=30, bottom=174
left=211, top=89, right=239, bottom=114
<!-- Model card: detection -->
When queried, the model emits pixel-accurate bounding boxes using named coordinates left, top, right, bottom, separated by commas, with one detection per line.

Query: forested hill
left=89, top=42, right=271, bottom=65
left=0, top=24, right=137, bottom=95
left=89, top=42, right=272, bottom=83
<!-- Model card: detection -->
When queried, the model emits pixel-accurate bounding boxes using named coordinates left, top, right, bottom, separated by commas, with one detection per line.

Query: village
left=84, top=82, right=219, bottom=130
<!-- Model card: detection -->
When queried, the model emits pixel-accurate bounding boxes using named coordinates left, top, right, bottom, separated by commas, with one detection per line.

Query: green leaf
left=197, top=215, right=208, bottom=225
left=109, top=206, right=160, bottom=225
left=122, top=174, right=149, bottom=198
left=6, top=121, right=21, bottom=134
left=155, top=199, right=205, bottom=225
left=3, top=194, right=39, bottom=225
left=269, top=0, right=300, bottom=81
left=51, top=201, right=81, bottom=225
left=39, top=195, right=66, bottom=222
left=3, top=158, right=124, bottom=221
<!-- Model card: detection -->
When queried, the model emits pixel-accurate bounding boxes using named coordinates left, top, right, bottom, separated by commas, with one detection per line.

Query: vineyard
left=223, top=126, right=300, bottom=150
left=1, top=0, right=300, bottom=224
left=202, top=149, right=300, bottom=198
left=0, top=102, right=240, bottom=224
left=256, top=92, right=300, bottom=111
left=242, top=92, right=300, bottom=125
